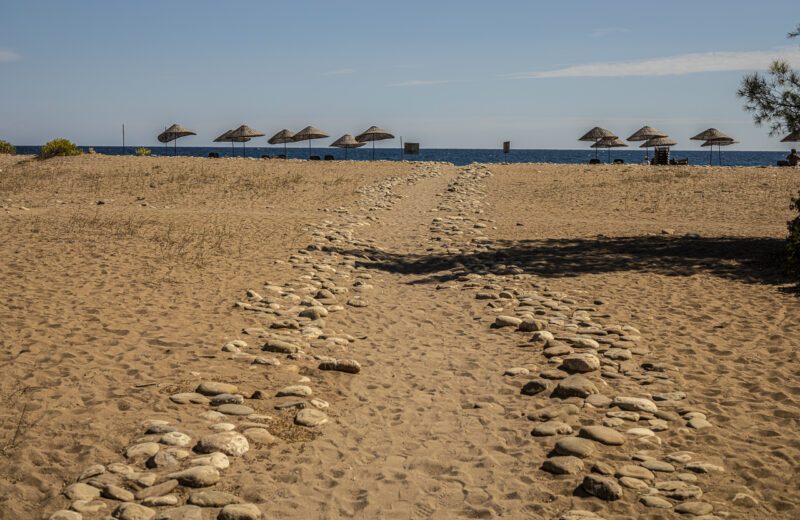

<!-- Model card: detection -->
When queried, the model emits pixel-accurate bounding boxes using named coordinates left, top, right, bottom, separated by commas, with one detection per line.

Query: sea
left=12, top=146, right=791, bottom=167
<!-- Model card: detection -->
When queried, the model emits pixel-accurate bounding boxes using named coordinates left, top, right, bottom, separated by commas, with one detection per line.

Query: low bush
left=135, top=147, right=152, bottom=156
left=788, top=191, right=800, bottom=277
left=39, top=138, right=82, bottom=159
left=0, top=140, right=15, bottom=154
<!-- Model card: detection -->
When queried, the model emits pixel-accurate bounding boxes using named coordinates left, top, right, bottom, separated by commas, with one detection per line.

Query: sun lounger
left=261, top=155, right=271, bottom=159
left=589, top=158, right=601, bottom=164
left=324, top=155, right=334, bottom=161
left=310, top=156, right=321, bottom=161
left=208, top=152, right=219, bottom=158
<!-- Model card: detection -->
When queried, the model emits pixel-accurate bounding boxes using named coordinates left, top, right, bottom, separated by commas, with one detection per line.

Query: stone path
left=47, top=162, right=737, bottom=519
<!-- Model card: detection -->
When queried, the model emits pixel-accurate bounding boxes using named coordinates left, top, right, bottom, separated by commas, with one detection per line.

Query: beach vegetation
left=135, top=147, right=152, bottom=156
left=737, top=24, right=800, bottom=135
left=38, top=138, right=82, bottom=159
left=0, top=140, right=15, bottom=155
left=787, top=191, right=800, bottom=277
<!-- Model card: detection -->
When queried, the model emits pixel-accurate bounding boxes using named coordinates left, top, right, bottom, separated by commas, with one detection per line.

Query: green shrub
left=135, top=147, right=152, bottom=156
left=0, top=140, right=15, bottom=154
left=788, top=191, right=800, bottom=277
left=39, top=138, right=82, bottom=159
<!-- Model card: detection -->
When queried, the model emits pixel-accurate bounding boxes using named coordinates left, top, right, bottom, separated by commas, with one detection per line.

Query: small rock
left=243, top=428, right=277, bottom=444
left=188, top=491, right=242, bottom=507
left=674, top=502, right=713, bottom=515
left=218, top=503, right=262, bottom=520
left=160, top=431, right=192, bottom=447
left=136, top=480, right=179, bottom=500
left=641, top=459, right=675, bottom=472
left=615, top=464, right=654, bottom=481
left=541, top=456, right=584, bottom=474
left=142, top=496, right=179, bottom=507
left=167, top=466, right=220, bottom=488
left=640, top=495, right=672, bottom=508
left=494, top=315, right=522, bottom=328
left=504, top=367, right=529, bottom=376
left=581, top=474, right=622, bottom=501
left=125, top=442, right=160, bottom=459
left=217, top=404, right=254, bottom=416
left=521, top=379, right=549, bottom=395
left=579, top=425, right=625, bottom=445
left=531, top=421, right=573, bottom=437
left=612, top=396, right=658, bottom=414
left=318, top=358, right=361, bottom=374
left=169, top=393, right=210, bottom=405
left=732, top=492, right=758, bottom=508
left=685, top=461, right=724, bottom=473
left=554, top=375, right=598, bottom=398
left=195, top=432, right=249, bottom=457
left=295, top=408, right=328, bottom=427
left=562, top=354, right=600, bottom=373
left=112, top=502, right=156, bottom=520
left=154, top=505, right=203, bottom=520
left=102, top=484, right=135, bottom=502
left=210, top=394, right=244, bottom=406
left=63, top=483, right=101, bottom=501
left=49, top=511, right=82, bottom=520
left=190, top=452, right=230, bottom=470
left=78, top=464, right=105, bottom=481
left=196, top=381, right=239, bottom=396
left=276, top=385, right=312, bottom=397
left=554, top=437, right=596, bottom=458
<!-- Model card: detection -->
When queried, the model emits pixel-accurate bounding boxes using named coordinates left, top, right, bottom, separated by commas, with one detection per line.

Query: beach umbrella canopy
left=214, top=129, right=251, bottom=156
left=781, top=130, right=800, bottom=142
left=701, top=137, right=738, bottom=166
left=330, top=134, right=366, bottom=159
left=579, top=127, right=617, bottom=160
left=228, top=125, right=265, bottom=157
left=268, top=129, right=296, bottom=158
left=592, top=137, right=628, bottom=163
left=691, top=128, right=731, bottom=141
left=627, top=126, right=667, bottom=159
left=292, top=126, right=330, bottom=158
left=157, top=123, right=196, bottom=156
left=640, top=137, right=677, bottom=148
left=356, top=125, right=395, bottom=160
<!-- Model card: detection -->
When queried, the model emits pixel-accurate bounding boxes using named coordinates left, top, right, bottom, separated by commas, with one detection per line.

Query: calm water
left=13, top=145, right=790, bottom=167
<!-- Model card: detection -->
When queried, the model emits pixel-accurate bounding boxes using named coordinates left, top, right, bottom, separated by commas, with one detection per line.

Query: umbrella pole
left=372, top=140, right=375, bottom=161
left=718, top=145, right=722, bottom=166
left=595, top=138, right=599, bottom=160
left=309, top=139, right=311, bottom=159
left=244, top=141, right=246, bottom=158
left=174, top=139, right=177, bottom=156
left=607, top=147, right=611, bottom=163
left=284, top=142, right=287, bottom=158
left=231, top=141, right=234, bottom=156
left=709, top=146, right=712, bottom=166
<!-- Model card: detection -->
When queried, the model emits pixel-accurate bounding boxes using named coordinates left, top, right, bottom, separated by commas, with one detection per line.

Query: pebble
left=210, top=423, right=236, bottom=432
left=504, top=367, right=529, bottom=376
left=666, top=452, right=693, bottom=464
left=685, top=461, right=724, bottom=473
left=520, top=379, right=549, bottom=395
left=125, top=442, right=160, bottom=460
left=167, top=465, right=220, bottom=487
left=70, top=500, right=106, bottom=514
left=135, top=480, right=179, bottom=500
left=541, top=456, right=584, bottom=474
left=142, top=496, right=179, bottom=507
left=558, top=511, right=606, bottom=520
left=159, top=432, right=192, bottom=447
left=554, top=375, right=598, bottom=398
left=189, top=452, right=230, bottom=470
left=640, top=495, right=672, bottom=508
left=102, top=484, right=135, bottom=502
left=531, top=421, right=573, bottom=436
left=612, top=396, right=658, bottom=413
left=49, top=511, right=82, bottom=520
left=310, top=398, right=329, bottom=409
left=584, top=394, right=612, bottom=408
left=581, top=474, right=622, bottom=501
left=615, top=464, right=654, bottom=481
left=554, top=437, right=596, bottom=458
left=579, top=425, right=625, bottom=445
left=603, top=348, right=632, bottom=360
left=732, top=492, right=758, bottom=508
left=243, top=428, right=277, bottom=444
left=188, top=491, right=242, bottom=507
left=653, top=391, right=686, bottom=401
left=276, top=385, right=312, bottom=397
left=195, top=432, right=250, bottom=457
left=63, top=483, right=101, bottom=501
left=295, top=408, right=329, bottom=427
left=618, top=476, right=648, bottom=490
left=262, top=339, right=300, bottom=354
left=688, top=417, right=713, bottom=429
left=674, top=502, right=713, bottom=515
left=78, top=465, right=105, bottom=481
left=112, top=503, right=156, bottom=520
left=656, top=481, right=703, bottom=500
left=196, top=381, right=239, bottom=396
left=561, top=353, right=600, bottom=373
left=518, top=318, right=547, bottom=332
left=591, top=461, right=614, bottom=475
left=154, top=505, right=203, bottom=520
left=318, top=358, right=361, bottom=373
left=494, top=315, right=522, bottom=327
left=199, top=411, right=226, bottom=422
left=217, top=404, right=255, bottom=416
left=210, top=394, right=244, bottom=406
left=218, top=503, right=263, bottom=520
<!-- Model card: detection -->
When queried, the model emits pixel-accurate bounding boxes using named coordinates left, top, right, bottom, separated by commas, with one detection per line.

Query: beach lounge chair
left=589, top=158, right=601, bottom=164
left=778, top=160, right=790, bottom=167
left=261, top=155, right=271, bottom=159
left=277, top=154, right=287, bottom=159
left=613, top=158, right=624, bottom=164
left=324, top=155, right=334, bottom=161
left=310, top=156, right=321, bottom=161
left=208, top=152, right=219, bottom=158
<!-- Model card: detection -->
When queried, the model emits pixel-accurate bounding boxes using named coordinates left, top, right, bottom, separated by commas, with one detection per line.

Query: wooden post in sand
left=122, top=124, right=125, bottom=155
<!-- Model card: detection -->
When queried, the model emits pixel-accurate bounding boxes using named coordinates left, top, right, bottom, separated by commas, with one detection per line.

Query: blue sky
left=1, top=0, right=798, bottom=149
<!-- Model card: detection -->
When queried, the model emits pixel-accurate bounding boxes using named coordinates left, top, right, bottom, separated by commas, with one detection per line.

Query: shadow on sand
left=332, top=235, right=793, bottom=289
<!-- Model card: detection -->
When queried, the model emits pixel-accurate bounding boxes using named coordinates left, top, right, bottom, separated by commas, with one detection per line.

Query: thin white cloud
left=0, top=50, right=20, bottom=62
left=505, top=47, right=800, bottom=79
left=324, top=68, right=355, bottom=75
left=385, top=79, right=457, bottom=87
left=590, top=27, right=630, bottom=38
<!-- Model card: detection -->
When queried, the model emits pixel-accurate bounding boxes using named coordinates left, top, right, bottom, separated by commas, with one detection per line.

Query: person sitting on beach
left=641, top=156, right=650, bottom=166
left=788, top=149, right=800, bottom=166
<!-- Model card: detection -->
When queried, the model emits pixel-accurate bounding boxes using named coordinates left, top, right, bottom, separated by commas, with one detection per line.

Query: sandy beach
left=1, top=155, right=799, bottom=519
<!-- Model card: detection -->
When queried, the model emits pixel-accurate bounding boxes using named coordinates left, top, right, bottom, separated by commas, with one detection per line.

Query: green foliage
left=788, top=191, right=800, bottom=277
left=38, top=138, right=82, bottom=159
left=737, top=24, right=800, bottom=136
left=0, top=140, right=15, bottom=154
left=135, top=147, right=152, bottom=156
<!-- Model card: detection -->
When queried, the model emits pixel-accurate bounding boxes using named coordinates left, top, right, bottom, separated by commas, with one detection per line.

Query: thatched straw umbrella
left=268, top=129, right=296, bottom=158
left=627, top=126, right=667, bottom=159
left=781, top=130, right=800, bottom=143
left=330, top=134, right=366, bottom=160
left=158, top=123, right=196, bottom=156
left=228, top=125, right=265, bottom=158
left=292, top=126, right=330, bottom=159
left=214, top=129, right=251, bottom=156
left=701, top=138, right=738, bottom=166
left=640, top=136, right=677, bottom=149
left=579, top=127, right=617, bottom=160
left=592, top=136, right=628, bottom=163
left=356, top=126, right=395, bottom=160
left=691, top=128, right=731, bottom=165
